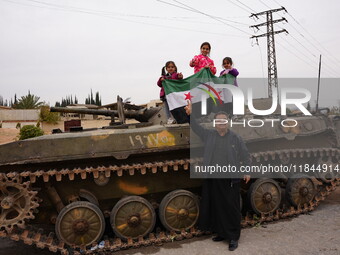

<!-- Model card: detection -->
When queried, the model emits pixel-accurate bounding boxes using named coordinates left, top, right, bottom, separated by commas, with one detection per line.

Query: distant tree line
left=85, top=90, right=102, bottom=106
left=1, top=89, right=102, bottom=109
left=55, top=89, right=101, bottom=107
left=0, top=91, right=43, bottom=109
left=0, top=94, right=17, bottom=107
left=55, top=95, right=78, bottom=107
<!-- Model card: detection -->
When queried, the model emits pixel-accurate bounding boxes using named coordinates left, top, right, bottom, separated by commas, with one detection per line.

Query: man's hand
left=243, top=175, right=250, bottom=184
left=184, top=100, right=192, bottom=116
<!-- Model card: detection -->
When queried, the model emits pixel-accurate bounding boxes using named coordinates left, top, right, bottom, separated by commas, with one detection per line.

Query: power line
left=249, top=5, right=334, bottom=77
left=1, top=0, right=247, bottom=38
left=258, top=0, right=272, bottom=9
left=21, top=0, right=248, bottom=26
left=171, top=0, right=250, bottom=26
left=256, top=43, right=268, bottom=97
left=232, top=0, right=257, bottom=13
left=277, top=34, right=338, bottom=77
left=156, top=0, right=250, bottom=26
left=276, top=41, right=336, bottom=78
left=270, top=0, right=282, bottom=6
left=276, top=41, right=320, bottom=73
left=225, top=0, right=251, bottom=13
left=157, top=0, right=252, bottom=35
left=276, top=25, right=340, bottom=76
left=286, top=13, right=340, bottom=66
left=171, top=0, right=252, bottom=32
left=254, top=1, right=340, bottom=76
left=268, top=0, right=340, bottom=66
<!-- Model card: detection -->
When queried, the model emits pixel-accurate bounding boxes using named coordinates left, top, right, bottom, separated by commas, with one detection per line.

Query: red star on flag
left=184, top=92, right=193, bottom=101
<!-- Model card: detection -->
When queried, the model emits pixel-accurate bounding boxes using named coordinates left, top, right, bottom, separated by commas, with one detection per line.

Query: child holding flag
left=190, top=42, right=217, bottom=75
left=219, top=57, right=239, bottom=116
left=157, top=61, right=183, bottom=124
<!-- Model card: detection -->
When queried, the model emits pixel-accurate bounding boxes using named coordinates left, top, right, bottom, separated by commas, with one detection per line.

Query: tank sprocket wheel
left=159, top=190, right=199, bottom=232
left=286, top=174, right=316, bottom=207
left=110, top=196, right=156, bottom=240
left=55, top=201, right=105, bottom=247
left=248, top=178, right=281, bottom=215
left=0, top=174, right=39, bottom=233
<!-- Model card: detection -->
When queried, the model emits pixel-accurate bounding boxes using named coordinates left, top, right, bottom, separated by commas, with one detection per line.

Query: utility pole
left=250, top=7, right=288, bottom=98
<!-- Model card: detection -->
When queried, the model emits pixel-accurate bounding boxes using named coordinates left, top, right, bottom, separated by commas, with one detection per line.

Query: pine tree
left=95, top=92, right=100, bottom=106
left=90, top=89, right=94, bottom=105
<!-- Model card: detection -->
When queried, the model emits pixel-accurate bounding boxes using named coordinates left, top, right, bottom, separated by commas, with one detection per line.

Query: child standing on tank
left=189, top=42, right=216, bottom=75
left=220, top=57, right=239, bottom=86
left=219, top=57, right=239, bottom=116
left=157, top=61, right=183, bottom=124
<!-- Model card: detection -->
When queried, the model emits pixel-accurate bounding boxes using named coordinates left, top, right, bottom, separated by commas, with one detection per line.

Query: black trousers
left=198, top=179, right=241, bottom=241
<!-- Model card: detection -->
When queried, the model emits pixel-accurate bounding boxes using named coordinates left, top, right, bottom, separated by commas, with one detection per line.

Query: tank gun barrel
left=50, top=106, right=159, bottom=123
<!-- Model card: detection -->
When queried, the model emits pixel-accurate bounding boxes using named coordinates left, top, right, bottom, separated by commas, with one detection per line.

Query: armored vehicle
left=0, top=97, right=339, bottom=254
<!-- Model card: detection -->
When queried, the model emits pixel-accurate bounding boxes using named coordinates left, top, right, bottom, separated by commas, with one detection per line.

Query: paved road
left=0, top=189, right=339, bottom=255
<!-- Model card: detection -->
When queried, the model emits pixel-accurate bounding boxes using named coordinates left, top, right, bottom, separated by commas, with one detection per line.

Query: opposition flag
left=163, top=69, right=235, bottom=112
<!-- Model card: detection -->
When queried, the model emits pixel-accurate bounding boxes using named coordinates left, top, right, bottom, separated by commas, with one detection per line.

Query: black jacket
left=190, top=117, right=251, bottom=183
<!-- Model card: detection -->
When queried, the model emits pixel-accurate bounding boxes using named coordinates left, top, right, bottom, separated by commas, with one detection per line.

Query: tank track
left=0, top=147, right=339, bottom=255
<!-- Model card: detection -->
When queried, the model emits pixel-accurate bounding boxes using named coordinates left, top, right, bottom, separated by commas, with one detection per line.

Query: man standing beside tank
left=185, top=100, right=251, bottom=251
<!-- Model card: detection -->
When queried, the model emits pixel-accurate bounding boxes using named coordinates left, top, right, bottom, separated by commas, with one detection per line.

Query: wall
left=0, top=109, right=40, bottom=121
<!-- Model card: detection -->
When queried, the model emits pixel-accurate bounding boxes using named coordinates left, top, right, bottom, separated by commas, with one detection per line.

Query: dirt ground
left=0, top=128, right=19, bottom=144
left=0, top=188, right=339, bottom=255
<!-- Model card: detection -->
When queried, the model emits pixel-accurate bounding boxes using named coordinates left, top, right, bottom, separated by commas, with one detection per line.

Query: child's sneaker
left=167, top=118, right=176, bottom=124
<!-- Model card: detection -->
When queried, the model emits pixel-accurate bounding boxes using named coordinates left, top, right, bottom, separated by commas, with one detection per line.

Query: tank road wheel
left=55, top=201, right=105, bottom=247
left=286, top=175, right=316, bottom=207
left=159, top=190, right=199, bottom=232
left=317, top=157, right=336, bottom=184
left=110, top=196, right=156, bottom=240
left=248, top=178, right=281, bottom=215
left=0, top=176, right=39, bottom=232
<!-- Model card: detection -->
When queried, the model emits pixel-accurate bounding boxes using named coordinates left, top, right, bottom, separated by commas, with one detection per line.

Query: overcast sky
left=1, top=0, right=339, bottom=107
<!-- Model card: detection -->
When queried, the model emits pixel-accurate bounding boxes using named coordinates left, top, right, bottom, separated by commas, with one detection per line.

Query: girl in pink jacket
left=189, top=42, right=217, bottom=75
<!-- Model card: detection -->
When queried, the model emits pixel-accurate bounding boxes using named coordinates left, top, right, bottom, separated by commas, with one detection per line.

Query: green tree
left=39, top=105, right=60, bottom=124
left=19, top=125, right=44, bottom=140
left=14, top=92, right=43, bottom=109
